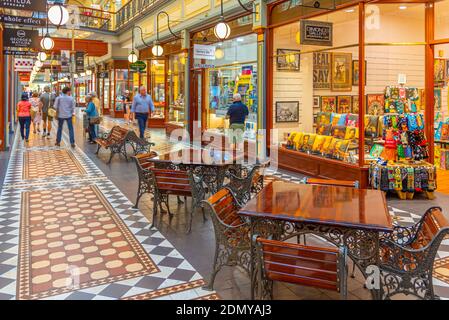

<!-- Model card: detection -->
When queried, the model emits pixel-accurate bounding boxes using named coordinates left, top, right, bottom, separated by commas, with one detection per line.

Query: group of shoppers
left=17, top=86, right=101, bottom=148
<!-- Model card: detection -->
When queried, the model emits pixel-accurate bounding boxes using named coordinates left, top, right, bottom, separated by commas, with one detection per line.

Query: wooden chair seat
left=255, top=237, right=347, bottom=299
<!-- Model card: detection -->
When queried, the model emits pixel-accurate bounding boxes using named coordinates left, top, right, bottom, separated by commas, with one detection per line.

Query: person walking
left=40, top=86, right=56, bottom=138
left=131, top=85, right=154, bottom=139
left=54, top=86, right=76, bottom=148
left=17, top=93, right=32, bottom=142
left=29, top=92, right=42, bottom=134
left=226, top=93, right=249, bottom=150
left=83, top=95, right=98, bottom=144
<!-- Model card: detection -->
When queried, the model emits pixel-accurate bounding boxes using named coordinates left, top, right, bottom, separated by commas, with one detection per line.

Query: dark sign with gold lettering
left=0, top=14, right=45, bottom=26
left=3, top=27, right=39, bottom=49
left=300, top=20, right=333, bottom=46
left=0, top=0, right=47, bottom=12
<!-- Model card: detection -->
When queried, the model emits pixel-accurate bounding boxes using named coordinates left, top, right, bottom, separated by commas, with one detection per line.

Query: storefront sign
left=193, top=44, right=216, bottom=60
left=194, top=64, right=215, bottom=69
left=14, top=58, right=33, bottom=72
left=18, top=72, right=30, bottom=82
left=3, top=49, right=36, bottom=57
left=130, top=60, right=146, bottom=72
left=75, top=52, right=85, bottom=73
left=0, top=0, right=46, bottom=11
left=313, top=52, right=331, bottom=89
left=98, top=71, right=109, bottom=79
left=0, top=14, right=45, bottom=26
left=3, top=28, right=39, bottom=49
left=300, top=20, right=333, bottom=46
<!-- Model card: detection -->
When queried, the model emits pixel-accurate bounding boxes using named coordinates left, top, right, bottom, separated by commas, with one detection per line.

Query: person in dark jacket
left=226, top=93, right=249, bottom=150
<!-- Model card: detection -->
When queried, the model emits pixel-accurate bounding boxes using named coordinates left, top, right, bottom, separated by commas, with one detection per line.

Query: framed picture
left=352, top=60, right=367, bottom=86
left=276, top=49, right=300, bottom=71
left=434, top=59, right=446, bottom=85
left=313, top=52, right=331, bottom=90
left=366, top=94, right=385, bottom=115
left=275, top=101, right=299, bottom=122
left=434, top=88, right=442, bottom=111
left=331, top=52, right=352, bottom=91
left=313, top=96, right=320, bottom=110
left=352, top=96, right=359, bottom=114
left=337, top=96, right=352, bottom=113
left=321, top=96, right=337, bottom=112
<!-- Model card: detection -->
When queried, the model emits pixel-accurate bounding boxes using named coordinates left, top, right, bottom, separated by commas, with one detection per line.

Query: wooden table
left=149, top=148, right=246, bottom=193
left=238, top=181, right=394, bottom=299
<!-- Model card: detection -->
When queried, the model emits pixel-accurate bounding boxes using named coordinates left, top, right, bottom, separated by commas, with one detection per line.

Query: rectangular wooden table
left=238, top=181, right=394, bottom=299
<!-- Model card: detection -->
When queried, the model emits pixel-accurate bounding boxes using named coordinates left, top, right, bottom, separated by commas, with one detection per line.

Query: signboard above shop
left=300, top=20, right=333, bottom=46
left=3, top=28, right=39, bottom=49
left=3, top=49, right=36, bottom=57
left=130, top=60, right=146, bottom=72
left=0, top=15, right=45, bottom=26
left=0, top=0, right=46, bottom=12
left=193, top=44, right=216, bottom=60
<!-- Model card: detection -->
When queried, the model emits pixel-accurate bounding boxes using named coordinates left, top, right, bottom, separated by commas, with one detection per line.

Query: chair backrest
left=204, top=188, right=244, bottom=227
left=411, top=207, right=449, bottom=249
left=256, top=237, right=347, bottom=294
left=134, top=151, right=158, bottom=170
left=151, top=168, right=192, bottom=196
left=302, top=177, right=359, bottom=189
left=109, top=126, right=129, bottom=143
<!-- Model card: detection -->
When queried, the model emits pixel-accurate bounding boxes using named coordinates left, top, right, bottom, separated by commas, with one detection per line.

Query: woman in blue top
left=84, top=95, right=98, bottom=143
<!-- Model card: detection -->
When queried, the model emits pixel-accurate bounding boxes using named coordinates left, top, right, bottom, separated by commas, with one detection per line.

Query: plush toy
left=382, top=128, right=398, bottom=162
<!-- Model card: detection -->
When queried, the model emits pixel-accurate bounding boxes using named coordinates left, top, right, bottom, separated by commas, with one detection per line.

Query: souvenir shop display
left=369, top=161, right=437, bottom=200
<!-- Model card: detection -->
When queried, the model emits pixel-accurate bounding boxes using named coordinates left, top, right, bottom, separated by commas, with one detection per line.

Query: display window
left=150, top=59, right=166, bottom=119
left=168, top=53, right=186, bottom=127
left=114, top=69, right=128, bottom=112
left=273, top=6, right=359, bottom=164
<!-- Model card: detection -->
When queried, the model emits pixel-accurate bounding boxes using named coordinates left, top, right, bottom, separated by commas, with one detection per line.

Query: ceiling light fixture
left=48, top=2, right=69, bottom=27
left=151, top=11, right=182, bottom=57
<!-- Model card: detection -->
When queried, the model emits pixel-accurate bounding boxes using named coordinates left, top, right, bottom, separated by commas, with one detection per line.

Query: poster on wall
left=313, top=52, right=331, bottom=89
left=321, top=96, right=337, bottom=112
left=434, top=88, right=442, bottom=111
left=352, top=60, right=367, bottom=86
left=352, top=96, right=360, bottom=114
left=337, top=96, right=352, bottom=113
left=275, top=101, right=299, bottom=123
left=366, top=94, right=385, bottom=115
left=434, top=59, right=446, bottom=87
left=331, top=53, right=352, bottom=91
left=75, top=52, right=85, bottom=73
left=61, top=50, right=70, bottom=72
left=276, top=49, right=300, bottom=71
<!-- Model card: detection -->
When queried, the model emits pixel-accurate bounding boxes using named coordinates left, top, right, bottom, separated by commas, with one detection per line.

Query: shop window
left=168, top=53, right=186, bottom=127
left=273, top=6, right=359, bottom=164
left=115, top=69, right=128, bottom=112
left=193, top=33, right=258, bottom=140
left=150, top=59, right=166, bottom=119
left=435, top=0, right=449, bottom=40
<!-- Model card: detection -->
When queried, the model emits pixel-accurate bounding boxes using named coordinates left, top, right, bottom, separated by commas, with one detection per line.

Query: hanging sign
left=75, top=52, right=85, bottom=73
left=14, top=58, right=33, bottom=72
left=3, top=49, right=36, bottom=57
left=300, top=20, right=333, bottom=46
left=3, top=28, right=39, bottom=49
left=130, top=60, right=146, bottom=72
left=98, top=71, right=109, bottom=79
left=0, top=0, right=47, bottom=11
left=0, top=15, right=45, bottom=26
left=60, top=50, right=70, bottom=72
left=193, top=44, right=216, bottom=60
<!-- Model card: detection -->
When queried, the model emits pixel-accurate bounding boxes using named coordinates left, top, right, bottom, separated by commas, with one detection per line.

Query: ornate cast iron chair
left=253, top=236, right=348, bottom=300
left=379, top=206, right=449, bottom=300
left=133, top=151, right=159, bottom=209
left=150, top=168, right=207, bottom=233
left=201, top=188, right=251, bottom=291
left=224, top=164, right=261, bottom=204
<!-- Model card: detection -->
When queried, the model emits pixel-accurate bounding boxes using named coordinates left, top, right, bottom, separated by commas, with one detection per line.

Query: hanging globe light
left=215, top=48, right=224, bottom=59
left=37, top=51, right=47, bottom=61
left=35, top=60, right=43, bottom=68
left=128, top=50, right=138, bottom=63
left=151, top=42, right=163, bottom=57
left=48, top=4, right=70, bottom=27
left=40, top=34, right=54, bottom=51
left=86, top=69, right=92, bottom=76
left=214, top=19, right=231, bottom=41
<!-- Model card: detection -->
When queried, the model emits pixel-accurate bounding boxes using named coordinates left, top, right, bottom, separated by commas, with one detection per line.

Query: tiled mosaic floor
left=0, top=128, right=216, bottom=300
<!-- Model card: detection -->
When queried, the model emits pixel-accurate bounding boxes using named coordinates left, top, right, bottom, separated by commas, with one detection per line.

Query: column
left=253, top=0, right=267, bottom=159
left=182, top=29, right=190, bottom=133
left=0, top=26, right=5, bottom=151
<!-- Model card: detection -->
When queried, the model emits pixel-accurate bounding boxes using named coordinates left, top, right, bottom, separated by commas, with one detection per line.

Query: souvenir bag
left=414, top=167, right=422, bottom=192
left=406, top=167, right=415, bottom=193
left=387, top=167, right=395, bottom=190
left=396, top=100, right=405, bottom=114
left=393, top=167, right=403, bottom=191
left=427, top=167, right=437, bottom=191
left=311, top=135, right=326, bottom=154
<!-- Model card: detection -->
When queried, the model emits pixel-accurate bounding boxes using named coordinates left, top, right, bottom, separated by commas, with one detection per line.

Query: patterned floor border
left=0, top=128, right=214, bottom=300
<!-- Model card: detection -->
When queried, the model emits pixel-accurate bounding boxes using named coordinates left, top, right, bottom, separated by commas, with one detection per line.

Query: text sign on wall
left=3, top=28, right=39, bottom=49
left=0, top=0, right=47, bottom=12
left=300, top=20, right=333, bottom=46
left=193, top=44, right=216, bottom=60
left=0, top=15, right=45, bottom=26
left=75, top=52, right=85, bottom=73
left=313, top=52, right=331, bottom=90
